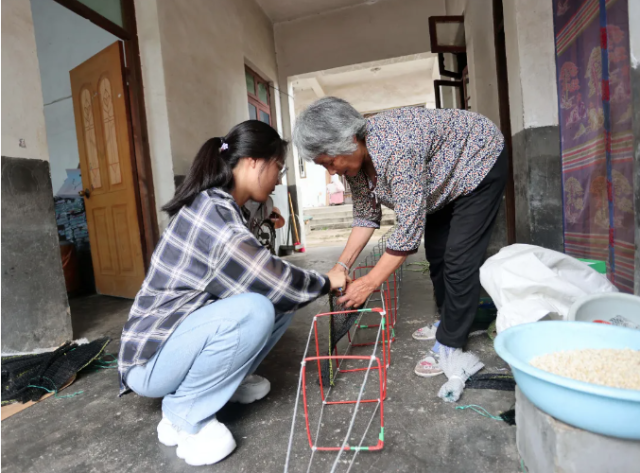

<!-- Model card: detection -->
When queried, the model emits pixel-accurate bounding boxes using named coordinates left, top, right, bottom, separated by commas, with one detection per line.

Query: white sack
left=479, top=244, right=618, bottom=333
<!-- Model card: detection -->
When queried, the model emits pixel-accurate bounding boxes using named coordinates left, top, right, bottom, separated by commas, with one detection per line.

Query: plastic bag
left=479, top=244, right=618, bottom=333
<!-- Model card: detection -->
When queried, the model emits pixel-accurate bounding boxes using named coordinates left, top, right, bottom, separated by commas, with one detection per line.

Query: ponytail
left=162, top=120, right=288, bottom=217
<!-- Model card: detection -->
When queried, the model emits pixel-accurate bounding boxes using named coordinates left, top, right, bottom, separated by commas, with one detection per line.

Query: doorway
left=30, top=0, right=156, bottom=337
left=70, top=42, right=145, bottom=298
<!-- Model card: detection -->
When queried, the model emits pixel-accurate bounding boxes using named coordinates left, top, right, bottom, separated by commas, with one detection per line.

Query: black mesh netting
left=1, top=337, right=111, bottom=405
left=319, top=294, right=361, bottom=387
left=466, top=373, right=516, bottom=391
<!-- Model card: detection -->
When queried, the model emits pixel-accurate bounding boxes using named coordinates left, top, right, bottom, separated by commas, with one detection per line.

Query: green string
left=84, top=353, right=119, bottom=371
left=407, top=261, right=430, bottom=274
left=455, top=404, right=503, bottom=421
left=520, top=458, right=527, bottom=473
left=26, top=376, right=83, bottom=399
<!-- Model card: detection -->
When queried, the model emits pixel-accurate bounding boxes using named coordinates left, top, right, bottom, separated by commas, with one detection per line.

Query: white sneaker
left=176, top=417, right=236, bottom=466
left=157, top=416, right=188, bottom=447
left=229, top=374, right=271, bottom=404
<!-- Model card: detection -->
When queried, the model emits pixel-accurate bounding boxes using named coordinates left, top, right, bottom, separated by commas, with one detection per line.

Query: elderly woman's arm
left=332, top=171, right=382, bottom=273
left=339, top=141, right=426, bottom=307
left=333, top=227, right=375, bottom=272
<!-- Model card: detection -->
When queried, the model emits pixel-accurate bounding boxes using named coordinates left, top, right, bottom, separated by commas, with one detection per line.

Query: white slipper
left=412, top=322, right=439, bottom=341
left=414, top=355, right=444, bottom=377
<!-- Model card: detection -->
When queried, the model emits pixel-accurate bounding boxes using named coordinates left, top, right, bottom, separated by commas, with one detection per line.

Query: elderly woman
left=293, top=97, right=506, bottom=377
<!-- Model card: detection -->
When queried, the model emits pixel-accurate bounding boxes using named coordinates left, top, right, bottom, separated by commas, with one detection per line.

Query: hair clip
left=220, top=142, right=229, bottom=152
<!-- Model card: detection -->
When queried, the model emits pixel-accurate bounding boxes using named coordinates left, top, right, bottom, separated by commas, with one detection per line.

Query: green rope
left=26, top=376, right=83, bottom=399
left=455, top=404, right=503, bottom=421
left=407, top=261, right=430, bottom=274
left=520, top=458, right=527, bottom=473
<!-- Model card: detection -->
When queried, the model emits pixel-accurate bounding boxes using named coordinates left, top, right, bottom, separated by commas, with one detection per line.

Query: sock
left=432, top=340, right=455, bottom=356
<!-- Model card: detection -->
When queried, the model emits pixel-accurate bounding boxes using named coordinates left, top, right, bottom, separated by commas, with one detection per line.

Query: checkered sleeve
left=347, top=171, right=382, bottom=229
left=204, top=203, right=330, bottom=313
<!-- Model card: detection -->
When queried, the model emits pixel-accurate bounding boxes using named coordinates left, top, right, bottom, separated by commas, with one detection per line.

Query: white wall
left=134, top=0, right=175, bottom=231
left=275, top=0, right=445, bottom=80
left=301, top=163, right=329, bottom=208
left=503, top=0, right=558, bottom=133
left=136, top=0, right=287, bottom=233
left=155, top=0, right=279, bottom=176
left=2, top=0, right=48, bottom=160
left=30, top=0, right=119, bottom=194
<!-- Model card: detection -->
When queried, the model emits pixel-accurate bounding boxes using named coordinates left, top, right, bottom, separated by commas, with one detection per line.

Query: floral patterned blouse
left=347, top=107, right=504, bottom=255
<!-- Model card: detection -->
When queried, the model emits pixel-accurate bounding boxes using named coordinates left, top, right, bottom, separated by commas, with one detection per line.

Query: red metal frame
left=291, top=228, right=404, bottom=457
left=301, top=354, right=385, bottom=452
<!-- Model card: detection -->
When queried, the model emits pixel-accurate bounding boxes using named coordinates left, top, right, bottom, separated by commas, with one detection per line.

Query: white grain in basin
left=530, top=348, right=640, bottom=391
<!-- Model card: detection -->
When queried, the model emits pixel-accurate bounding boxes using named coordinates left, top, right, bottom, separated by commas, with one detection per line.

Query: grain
left=530, top=348, right=640, bottom=390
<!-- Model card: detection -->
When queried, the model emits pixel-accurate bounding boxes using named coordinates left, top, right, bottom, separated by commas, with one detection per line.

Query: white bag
left=479, top=244, right=618, bottom=333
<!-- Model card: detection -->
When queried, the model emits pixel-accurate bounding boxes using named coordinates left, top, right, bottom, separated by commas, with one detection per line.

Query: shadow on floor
left=70, top=294, right=133, bottom=341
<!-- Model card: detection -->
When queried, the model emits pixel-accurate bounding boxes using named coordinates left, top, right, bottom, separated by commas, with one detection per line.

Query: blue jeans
left=126, top=293, right=293, bottom=434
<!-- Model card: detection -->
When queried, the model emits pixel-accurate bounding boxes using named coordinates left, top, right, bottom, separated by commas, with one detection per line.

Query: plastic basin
left=567, top=293, right=640, bottom=326
left=494, top=321, right=640, bottom=439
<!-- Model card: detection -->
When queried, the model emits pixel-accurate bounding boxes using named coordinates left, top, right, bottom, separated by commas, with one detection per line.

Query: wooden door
left=70, top=42, right=145, bottom=298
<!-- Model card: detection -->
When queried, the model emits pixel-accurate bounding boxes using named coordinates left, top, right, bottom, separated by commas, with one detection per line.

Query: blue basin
left=494, top=321, right=640, bottom=439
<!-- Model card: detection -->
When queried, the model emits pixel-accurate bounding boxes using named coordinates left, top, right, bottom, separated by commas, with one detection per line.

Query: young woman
left=118, top=121, right=346, bottom=466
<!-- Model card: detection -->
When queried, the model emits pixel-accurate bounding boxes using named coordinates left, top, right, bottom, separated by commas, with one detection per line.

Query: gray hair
left=293, top=97, right=366, bottom=162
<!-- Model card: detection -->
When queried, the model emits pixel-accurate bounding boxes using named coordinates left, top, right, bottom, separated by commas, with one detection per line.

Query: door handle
left=79, top=188, right=91, bottom=199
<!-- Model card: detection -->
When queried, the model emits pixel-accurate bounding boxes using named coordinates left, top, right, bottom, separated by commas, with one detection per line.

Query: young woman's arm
left=204, top=202, right=345, bottom=313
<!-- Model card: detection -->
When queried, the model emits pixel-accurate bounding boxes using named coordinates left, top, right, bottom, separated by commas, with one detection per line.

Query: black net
left=319, top=294, right=360, bottom=387
left=1, top=337, right=111, bottom=405
left=466, top=373, right=516, bottom=391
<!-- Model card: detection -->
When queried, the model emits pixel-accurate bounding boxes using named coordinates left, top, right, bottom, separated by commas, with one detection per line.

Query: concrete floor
left=1, top=246, right=518, bottom=473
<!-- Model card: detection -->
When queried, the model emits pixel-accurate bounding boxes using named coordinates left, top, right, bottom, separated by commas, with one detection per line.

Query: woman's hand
left=327, top=267, right=350, bottom=292
left=338, top=275, right=377, bottom=308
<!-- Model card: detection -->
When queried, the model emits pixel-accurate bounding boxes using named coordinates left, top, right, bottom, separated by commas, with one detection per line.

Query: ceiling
left=255, top=0, right=383, bottom=23
left=291, top=53, right=437, bottom=116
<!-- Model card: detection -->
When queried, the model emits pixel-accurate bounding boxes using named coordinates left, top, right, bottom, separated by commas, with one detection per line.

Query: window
left=434, top=80, right=465, bottom=110
left=428, top=16, right=466, bottom=53
left=245, top=66, right=271, bottom=125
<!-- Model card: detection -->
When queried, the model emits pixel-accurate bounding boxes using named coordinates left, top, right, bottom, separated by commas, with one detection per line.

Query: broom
left=437, top=348, right=484, bottom=403
left=288, top=192, right=305, bottom=253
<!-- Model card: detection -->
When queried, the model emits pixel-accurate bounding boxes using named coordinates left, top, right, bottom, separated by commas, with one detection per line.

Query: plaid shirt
left=118, top=188, right=329, bottom=394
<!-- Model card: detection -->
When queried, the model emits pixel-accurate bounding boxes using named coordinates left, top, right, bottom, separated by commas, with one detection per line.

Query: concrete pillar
left=1, top=0, right=72, bottom=350
left=134, top=0, right=175, bottom=232
left=503, top=0, right=563, bottom=251
left=516, top=388, right=640, bottom=473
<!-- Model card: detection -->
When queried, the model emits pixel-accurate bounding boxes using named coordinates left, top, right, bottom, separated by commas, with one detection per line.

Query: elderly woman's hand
left=337, top=275, right=376, bottom=308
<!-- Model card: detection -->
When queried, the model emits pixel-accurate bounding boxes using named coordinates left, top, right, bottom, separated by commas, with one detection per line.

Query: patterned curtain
left=553, top=0, right=635, bottom=292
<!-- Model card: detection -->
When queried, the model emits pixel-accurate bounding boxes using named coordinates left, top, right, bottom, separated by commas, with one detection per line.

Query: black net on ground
left=1, top=337, right=111, bottom=405
left=319, top=294, right=360, bottom=387
left=466, top=373, right=516, bottom=391
left=499, top=408, right=516, bottom=425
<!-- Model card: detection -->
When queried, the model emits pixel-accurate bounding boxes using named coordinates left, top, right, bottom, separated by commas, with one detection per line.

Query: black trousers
left=425, top=147, right=508, bottom=348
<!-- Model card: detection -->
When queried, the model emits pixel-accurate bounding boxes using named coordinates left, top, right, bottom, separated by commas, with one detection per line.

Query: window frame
left=434, top=80, right=465, bottom=110
left=245, top=66, right=271, bottom=125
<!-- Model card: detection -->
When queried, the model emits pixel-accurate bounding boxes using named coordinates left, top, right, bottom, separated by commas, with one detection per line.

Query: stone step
left=307, top=210, right=396, bottom=222
left=309, top=217, right=396, bottom=231
left=305, top=226, right=395, bottom=248
left=304, top=205, right=395, bottom=218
